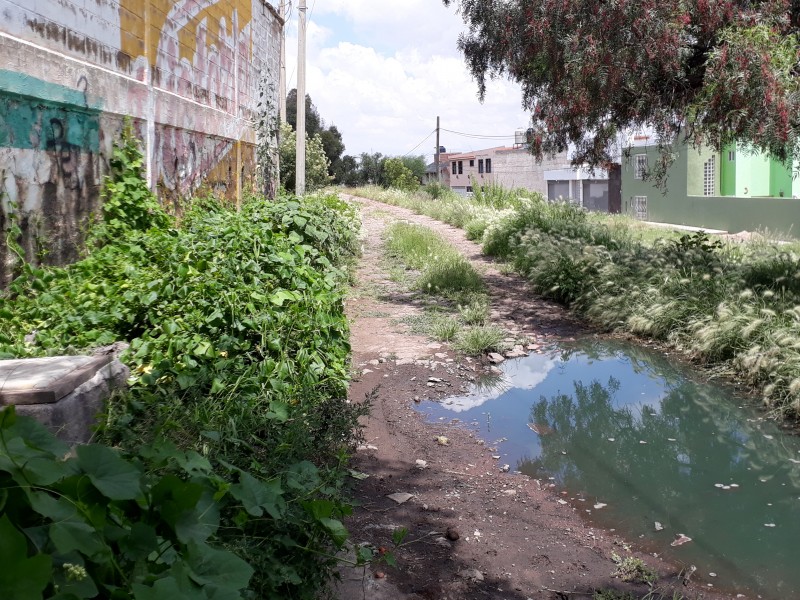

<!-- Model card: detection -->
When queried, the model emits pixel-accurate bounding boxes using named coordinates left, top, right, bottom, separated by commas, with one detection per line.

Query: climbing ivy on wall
left=256, top=71, right=280, bottom=200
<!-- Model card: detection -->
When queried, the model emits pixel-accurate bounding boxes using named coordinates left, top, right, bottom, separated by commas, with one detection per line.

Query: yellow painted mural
left=119, top=0, right=252, bottom=67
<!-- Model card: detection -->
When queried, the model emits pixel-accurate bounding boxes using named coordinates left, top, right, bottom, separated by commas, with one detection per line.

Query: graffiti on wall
left=120, top=0, right=258, bottom=115
left=0, top=71, right=111, bottom=287
left=0, top=0, right=280, bottom=285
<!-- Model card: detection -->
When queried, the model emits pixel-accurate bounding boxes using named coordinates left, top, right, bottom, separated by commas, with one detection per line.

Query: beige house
left=445, top=146, right=571, bottom=196
left=443, top=145, right=621, bottom=213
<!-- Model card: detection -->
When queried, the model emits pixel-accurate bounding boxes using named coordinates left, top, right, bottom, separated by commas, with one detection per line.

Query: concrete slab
left=643, top=221, right=728, bottom=235
left=0, top=355, right=112, bottom=406
left=14, top=359, right=129, bottom=444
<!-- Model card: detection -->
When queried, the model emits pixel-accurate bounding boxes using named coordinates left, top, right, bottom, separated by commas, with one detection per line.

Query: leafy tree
left=399, top=156, right=426, bottom=183
left=358, top=152, right=385, bottom=186
left=383, top=158, right=420, bottom=191
left=333, top=155, right=360, bottom=186
left=320, top=125, right=346, bottom=180
left=444, top=0, right=800, bottom=177
left=286, top=90, right=347, bottom=181
left=279, top=122, right=331, bottom=192
left=286, top=89, right=322, bottom=138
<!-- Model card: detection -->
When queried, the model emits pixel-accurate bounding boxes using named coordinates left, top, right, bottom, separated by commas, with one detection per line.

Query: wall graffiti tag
left=0, top=0, right=282, bottom=286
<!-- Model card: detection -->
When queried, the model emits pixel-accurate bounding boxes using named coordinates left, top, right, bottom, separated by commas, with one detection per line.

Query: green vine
left=256, top=71, right=280, bottom=200
left=97, top=120, right=170, bottom=241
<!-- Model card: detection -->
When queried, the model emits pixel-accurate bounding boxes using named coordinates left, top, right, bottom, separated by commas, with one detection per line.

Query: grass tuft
left=431, top=316, right=461, bottom=341
left=454, top=324, right=507, bottom=355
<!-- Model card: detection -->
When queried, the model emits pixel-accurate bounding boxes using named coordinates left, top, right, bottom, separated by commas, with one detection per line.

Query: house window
left=632, top=196, right=648, bottom=220
left=458, top=161, right=463, bottom=175
left=728, top=150, right=735, bottom=162
left=478, top=159, right=484, bottom=174
left=703, top=157, right=715, bottom=196
left=634, top=154, right=648, bottom=179
left=485, top=158, right=492, bottom=173
left=466, top=186, right=473, bottom=193
left=469, top=159, right=474, bottom=167
left=451, top=162, right=457, bottom=175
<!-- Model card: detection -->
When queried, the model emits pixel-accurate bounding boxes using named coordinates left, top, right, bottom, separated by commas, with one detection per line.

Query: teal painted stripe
left=0, top=69, right=102, bottom=110
left=0, top=94, right=101, bottom=152
left=0, top=71, right=103, bottom=152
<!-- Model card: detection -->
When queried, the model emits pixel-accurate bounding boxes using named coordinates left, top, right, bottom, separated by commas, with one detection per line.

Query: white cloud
left=437, top=356, right=557, bottom=413
left=283, top=1, right=530, bottom=160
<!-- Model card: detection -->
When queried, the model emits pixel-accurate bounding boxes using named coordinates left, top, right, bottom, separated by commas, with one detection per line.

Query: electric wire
left=403, top=129, right=437, bottom=156
left=441, top=127, right=516, bottom=140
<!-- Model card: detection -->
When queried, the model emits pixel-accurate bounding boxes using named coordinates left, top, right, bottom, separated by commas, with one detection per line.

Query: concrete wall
left=643, top=194, right=800, bottom=238
left=493, top=148, right=569, bottom=196
left=623, top=146, right=800, bottom=237
left=0, top=0, right=281, bottom=287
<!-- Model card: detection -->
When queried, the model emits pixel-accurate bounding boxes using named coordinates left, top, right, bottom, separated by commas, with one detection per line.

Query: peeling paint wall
left=0, top=0, right=281, bottom=287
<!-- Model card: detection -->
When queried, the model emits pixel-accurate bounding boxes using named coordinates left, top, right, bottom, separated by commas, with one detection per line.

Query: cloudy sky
left=282, top=0, right=531, bottom=164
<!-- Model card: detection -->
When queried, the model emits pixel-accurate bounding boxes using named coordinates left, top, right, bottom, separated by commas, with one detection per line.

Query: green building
left=622, top=140, right=800, bottom=237
left=719, top=144, right=794, bottom=198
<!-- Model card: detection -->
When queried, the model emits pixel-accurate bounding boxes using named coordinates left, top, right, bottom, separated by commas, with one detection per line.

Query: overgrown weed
left=611, top=552, right=658, bottom=585
left=0, top=133, right=365, bottom=597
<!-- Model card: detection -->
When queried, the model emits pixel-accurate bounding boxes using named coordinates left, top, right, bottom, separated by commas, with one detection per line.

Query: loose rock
left=387, top=492, right=414, bottom=505
left=487, top=352, right=506, bottom=364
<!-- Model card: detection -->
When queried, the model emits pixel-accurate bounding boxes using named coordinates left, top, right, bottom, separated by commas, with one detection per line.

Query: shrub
left=454, top=324, right=507, bottom=355
left=384, top=158, right=419, bottom=191
left=611, top=552, right=658, bottom=585
left=464, top=218, right=489, bottom=241
left=98, top=121, right=171, bottom=240
left=279, top=122, right=332, bottom=192
left=459, top=298, right=488, bottom=325
left=424, top=181, right=451, bottom=199
left=417, top=255, right=484, bottom=297
left=431, top=316, right=461, bottom=341
left=0, top=184, right=364, bottom=596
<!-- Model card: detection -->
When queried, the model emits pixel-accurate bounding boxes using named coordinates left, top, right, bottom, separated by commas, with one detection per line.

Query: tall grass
left=350, top=185, right=514, bottom=243
left=385, top=222, right=484, bottom=298
left=350, top=184, right=800, bottom=416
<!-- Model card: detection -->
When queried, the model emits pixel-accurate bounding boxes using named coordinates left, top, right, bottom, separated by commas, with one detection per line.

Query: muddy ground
left=334, top=195, right=737, bottom=600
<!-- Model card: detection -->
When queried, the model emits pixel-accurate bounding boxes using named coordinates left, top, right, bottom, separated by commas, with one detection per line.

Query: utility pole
left=278, top=0, right=287, bottom=123
left=295, top=0, right=307, bottom=195
left=435, top=116, right=441, bottom=184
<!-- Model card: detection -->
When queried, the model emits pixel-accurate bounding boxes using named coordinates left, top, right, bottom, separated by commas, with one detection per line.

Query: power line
left=441, top=127, right=516, bottom=140
left=403, top=129, right=437, bottom=156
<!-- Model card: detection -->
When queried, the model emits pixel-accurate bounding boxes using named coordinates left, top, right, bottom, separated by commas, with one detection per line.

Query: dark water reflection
left=418, top=340, right=800, bottom=598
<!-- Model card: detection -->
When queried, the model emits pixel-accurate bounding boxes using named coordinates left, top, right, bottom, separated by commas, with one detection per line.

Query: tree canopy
left=444, top=0, right=800, bottom=174
left=285, top=89, right=347, bottom=181
left=278, top=122, right=331, bottom=192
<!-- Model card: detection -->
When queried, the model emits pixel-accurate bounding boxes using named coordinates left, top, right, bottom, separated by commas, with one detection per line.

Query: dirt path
left=335, top=195, right=732, bottom=600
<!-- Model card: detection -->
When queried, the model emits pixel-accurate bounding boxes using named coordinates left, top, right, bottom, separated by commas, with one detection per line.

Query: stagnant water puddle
left=418, top=339, right=800, bottom=599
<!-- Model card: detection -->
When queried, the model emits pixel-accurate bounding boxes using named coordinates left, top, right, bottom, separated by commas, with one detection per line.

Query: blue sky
left=282, top=0, right=531, bottom=163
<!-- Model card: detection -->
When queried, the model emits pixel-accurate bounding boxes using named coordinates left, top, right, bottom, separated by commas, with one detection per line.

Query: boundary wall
left=0, top=0, right=282, bottom=286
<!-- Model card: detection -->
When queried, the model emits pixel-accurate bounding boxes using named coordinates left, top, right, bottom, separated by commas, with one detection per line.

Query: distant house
left=424, top=152, right=455, bottom=186
left=442, top=145, right=621, bottom=213
left=719, top=144, right=795, bottom=198
left=621, top=138, right=800, bottom=235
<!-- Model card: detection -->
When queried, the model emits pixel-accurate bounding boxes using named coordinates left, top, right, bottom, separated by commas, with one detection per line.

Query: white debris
left=387, top=493, right=414, bottom=505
